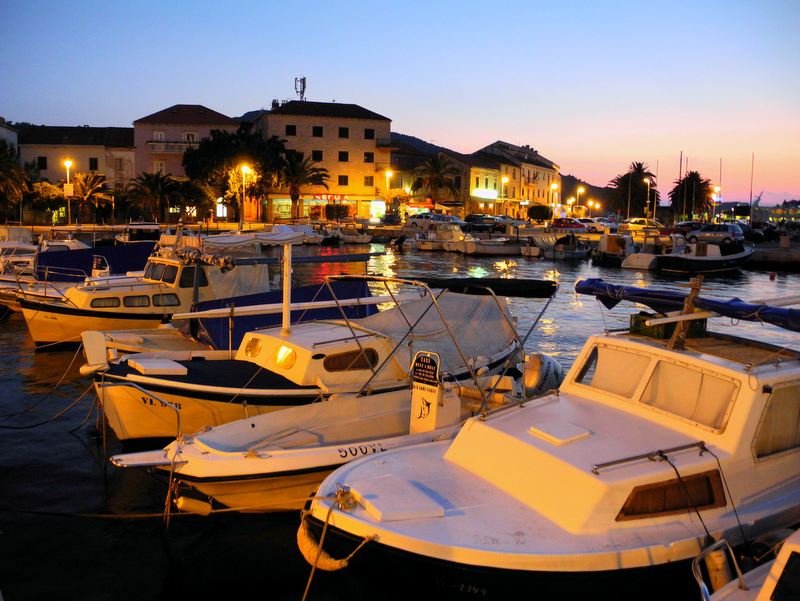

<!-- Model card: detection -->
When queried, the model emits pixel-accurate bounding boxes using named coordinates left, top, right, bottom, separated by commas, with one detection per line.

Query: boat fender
left=704, top=547, right=733, bottom=592
left=175, top=496, right=212, bottom=516
left=297, top=513, right=351, bottom=572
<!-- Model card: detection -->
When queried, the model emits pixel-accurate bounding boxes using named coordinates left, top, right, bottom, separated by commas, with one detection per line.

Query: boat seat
left=128, top=358, right=188, bottom=376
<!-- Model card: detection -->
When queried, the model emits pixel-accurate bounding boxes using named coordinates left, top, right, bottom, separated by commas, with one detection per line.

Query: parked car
left=735, top=223, right=764, bottom=243
left=685, top=223, right=745, bottom=244
left=659, top=220, right=705, bottom=235
left=552, top=217, right=589, bottom=231
left=464, top=214, right=506, bottom=233
left=381, top=214, right=402, bottom=226
left=576, top=218, right=609, bottom=232
left=440, top=214, right=468, bottom=228
left=618, top=218, right=665, bottom=231
left=407, top=212, right=447, bottom=228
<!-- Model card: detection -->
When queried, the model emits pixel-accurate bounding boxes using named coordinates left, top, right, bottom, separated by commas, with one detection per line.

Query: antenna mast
left=295, top=77, right=306, bottom=101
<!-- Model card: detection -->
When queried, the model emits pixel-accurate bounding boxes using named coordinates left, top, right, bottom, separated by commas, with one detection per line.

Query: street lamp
left=588, top=200, right=594, bottom=217
left=240, top=165, right=250, bottom=227
left=567, top=197, right=575, bottom=217
left=576, top=187, right=584, bottom=215
left=385, top=170, right=392, bottom=196
left=714, top=186, right=721, bottom=221
left=644, top=178, right=651, bottom=219
left=64, top=160, right=73, bottom=225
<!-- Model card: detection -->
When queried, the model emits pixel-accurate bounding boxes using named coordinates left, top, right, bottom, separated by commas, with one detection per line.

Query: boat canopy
left=575, top=278, right=800, bottom=333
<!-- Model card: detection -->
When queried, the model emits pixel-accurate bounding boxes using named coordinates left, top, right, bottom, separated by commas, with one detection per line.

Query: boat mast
left=280, top=243, right=292, bottom=337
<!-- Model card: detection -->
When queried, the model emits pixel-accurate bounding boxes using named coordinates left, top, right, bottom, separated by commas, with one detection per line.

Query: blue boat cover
left=179, top=280, right=377, bottom=350
left=575, top=278, right=800, bottom=333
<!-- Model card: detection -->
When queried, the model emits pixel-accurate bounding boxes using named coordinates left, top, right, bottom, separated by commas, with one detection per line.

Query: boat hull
left=300, top=514, right=700, bottom=601
left=657, top=253, right=753, bottom=274
left=20, top=298, right=165, bottom=346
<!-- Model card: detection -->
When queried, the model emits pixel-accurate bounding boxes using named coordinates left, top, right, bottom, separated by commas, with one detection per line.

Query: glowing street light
left=567, top=197, right=575, bottom=217
left=64, top=159, right=73, bottom=225
left=644, top=178, right=651, bottom=219
left=240, top=165, right=250, bottom=226
left=385, top=170, right=392, bottom=195
left=576, top=186, right=584, bottom=215
left=588, top=200, right=594, bottom=217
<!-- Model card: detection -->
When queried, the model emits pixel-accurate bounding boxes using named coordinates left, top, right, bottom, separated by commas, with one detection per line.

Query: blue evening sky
left=2, top=0, right=798, bottom=204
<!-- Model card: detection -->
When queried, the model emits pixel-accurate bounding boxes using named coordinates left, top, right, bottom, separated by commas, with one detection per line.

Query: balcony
left=147, top=142, right=198, bottom=153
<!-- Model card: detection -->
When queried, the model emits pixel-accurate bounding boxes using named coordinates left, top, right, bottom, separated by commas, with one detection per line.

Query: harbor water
left=1, top=243, right=798, bottom=601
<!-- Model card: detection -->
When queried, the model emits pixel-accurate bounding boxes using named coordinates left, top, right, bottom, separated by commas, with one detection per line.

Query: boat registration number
left=337, top=443, right=386, bottom=459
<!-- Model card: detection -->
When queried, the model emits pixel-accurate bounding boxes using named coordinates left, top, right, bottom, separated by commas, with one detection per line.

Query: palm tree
left=283, top=152, right=330, bottom=220
left=174, top=180, right=215, bottom=223
left=669, top=171, right=714, bottom=219
left=127, top=171, right=180, bottom=222
left=71, top=172, right=112, bottom=224
left=410, top=153, right=461, bottom=207
left=0, top=140, right=30, bottom=222
left=607, top=162, right=658, bottom=219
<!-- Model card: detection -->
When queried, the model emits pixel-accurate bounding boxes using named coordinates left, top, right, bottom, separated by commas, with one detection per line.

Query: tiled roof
left=133, top=104, right=239, bottom=126
left=268, top=101, right=390, bottom=122
left=18, top=126, right=134, bottom=147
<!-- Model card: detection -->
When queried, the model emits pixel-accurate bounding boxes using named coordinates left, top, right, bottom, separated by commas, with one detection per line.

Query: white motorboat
left=657, top=241, right=755, bottom=275
left=619, top=232, right=679, bottom=270
left=457, top=237, right=521, bottom=256
left=109, top=340, right=564, bottom=513
left=591, top=232, right=639, bottom=267
left=530, top=233, right=591, bottom=260
left=83, top=274, right=557, bottom=441
left=17, top=245, right=272, bottom=347
left=692, top=528, right=800, bottom=600
left=416, top=223, right=468, bottom=251
left=298, top=278, right=800, bottom=600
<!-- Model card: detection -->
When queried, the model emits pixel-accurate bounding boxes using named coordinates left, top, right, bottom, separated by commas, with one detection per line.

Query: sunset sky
left=3, top=0, right=798, bottom=205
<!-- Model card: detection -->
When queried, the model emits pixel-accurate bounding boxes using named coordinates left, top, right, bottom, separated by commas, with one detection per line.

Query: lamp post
left=643, top=178, right=651, bottom=219
left=64, top=160, right=73, bottom=225
left=714, top=186, right=721, bottom=221
left=567, top=197, right=575, bottom=217
left=587, top=200, right=594, bottom=217
left=576, top=187, right=584, bottom=216
left=240, top=165, right=250, bottom=227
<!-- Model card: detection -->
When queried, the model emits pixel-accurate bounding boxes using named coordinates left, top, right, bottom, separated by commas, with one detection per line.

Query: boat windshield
left=575, top=343, right=738, bottom=431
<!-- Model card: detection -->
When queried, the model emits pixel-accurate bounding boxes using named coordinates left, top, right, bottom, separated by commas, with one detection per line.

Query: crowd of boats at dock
left=1, top=219, right=800, bottom=600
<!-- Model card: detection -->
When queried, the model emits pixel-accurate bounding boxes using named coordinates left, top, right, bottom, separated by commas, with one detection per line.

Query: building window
left=153, top=131, right=165, bottom=142
left=285, top=124, right=297, bottom=136
left=89, top=157, right=98, bottom=171
left=338, top=175, right=349, bottom=186
left=184, top=132, right=197, bottom=143
left=475, top=177, right=479, bottom=188
left=37, top=156, right=47, bottom=170
left=312, top=126, right=323, bottom=137
left=154, top=160, right=166, bottom=173
left=114, top=158, right=124, bottom=171
left=454, top=176, right=461, bottom=189
left=338, top=151, right=349, bottom=162
left=364, top=176, right=374, bottom=186
left=311, top=150, right=323, bottom=162
left=363, top=152, right=374, bottom=163
left=364, top=128, right=375, bottom=140
left=339, top=127, right=349, bottom=139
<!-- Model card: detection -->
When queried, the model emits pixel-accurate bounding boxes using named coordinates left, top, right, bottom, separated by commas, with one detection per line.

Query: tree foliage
left=527, top=204, right=552, bottom=221
left=0, top=140, right=30, bottom=220
left=126, top=171, right=180, bottom=221
left=410, top=153, right=461, bottom=204
left=283, top=151, right=330, bottom=219
left=70, top=172, right=112, bottom=224
left=607, top=162, right=659, bottom=219
left=669, top=171, right=714, bottom=218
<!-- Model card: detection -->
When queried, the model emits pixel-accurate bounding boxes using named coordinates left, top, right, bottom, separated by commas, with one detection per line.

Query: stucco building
left=252, top=100, right=392, bottom=220
left=133, top=104, right=239, bottom=180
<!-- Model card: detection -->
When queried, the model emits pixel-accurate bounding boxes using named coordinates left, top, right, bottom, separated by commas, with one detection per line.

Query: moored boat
left=657, top=241, right=755, bottom=274
left=298, top=278, right=800, bottom=600
left=83, top=274, right=549, bottom=441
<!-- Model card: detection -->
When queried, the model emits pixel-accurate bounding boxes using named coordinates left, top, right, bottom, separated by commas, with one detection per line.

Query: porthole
left=244, top=337, right=262, bottom=358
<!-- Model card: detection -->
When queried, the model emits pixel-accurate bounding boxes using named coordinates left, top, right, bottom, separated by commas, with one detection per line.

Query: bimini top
left=575, top=278, right=800, bottom=333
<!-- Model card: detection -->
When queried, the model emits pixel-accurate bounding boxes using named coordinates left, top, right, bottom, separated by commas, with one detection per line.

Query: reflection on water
left=0, top=243, right=798, bottom=600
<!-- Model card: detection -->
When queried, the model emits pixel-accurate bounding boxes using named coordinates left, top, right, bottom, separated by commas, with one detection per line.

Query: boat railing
left=98, top=382, right=183, bottom=440
left=591, top=441, right=706, bottom=475
left=691, top=538, right=748, bottom=601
